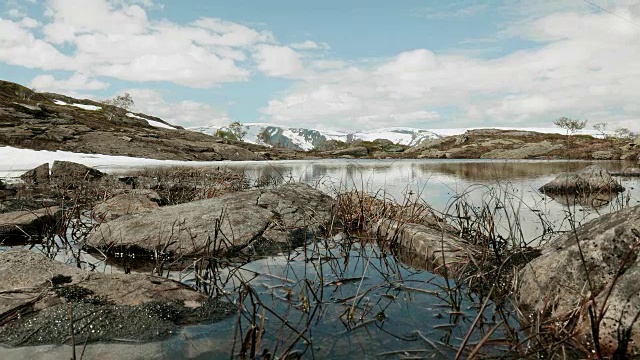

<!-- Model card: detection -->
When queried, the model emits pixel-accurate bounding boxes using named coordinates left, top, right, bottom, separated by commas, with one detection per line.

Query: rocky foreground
left=1, top=160, right=640, bottom=356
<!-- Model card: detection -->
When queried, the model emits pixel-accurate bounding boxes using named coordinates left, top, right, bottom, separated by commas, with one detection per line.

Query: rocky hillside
left=0, top=80, right=299, bottom=161
left=1, top=79, right=637, bottom=162
left=406, top=129, right=640, bottom=160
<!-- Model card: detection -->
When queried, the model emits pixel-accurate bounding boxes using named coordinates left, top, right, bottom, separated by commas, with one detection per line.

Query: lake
left=1, top=159, right=639, bottom=359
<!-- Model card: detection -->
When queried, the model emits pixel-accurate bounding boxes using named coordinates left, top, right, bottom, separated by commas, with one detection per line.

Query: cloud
left=2, top=0, right=284, bottom=88
left=290, top=40, right=330, bottom=50
left=253, top=45, right=305, bottom=78
left=29, top=73, right=110, bottom=92
left=0, top=18, right=73, bottom=70
left=124, top=88, right=231, bottom=127
left=262, top=4, right=640, bottom=131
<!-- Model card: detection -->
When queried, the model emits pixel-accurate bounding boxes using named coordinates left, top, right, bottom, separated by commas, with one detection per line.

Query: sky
left=1, top=0, right=639, bottom=132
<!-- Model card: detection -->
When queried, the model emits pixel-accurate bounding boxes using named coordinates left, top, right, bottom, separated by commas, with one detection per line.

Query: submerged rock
left=0, top=249, right=233, bottom=346
left=371, top=219, right=469, bottom=273
left=539, top=165, right=624, bottom=194
left=86, top=183, right=332, bottom=257
left=517, top=205, right=640, bottom=357
left=0, top=207, right=61, bottom=244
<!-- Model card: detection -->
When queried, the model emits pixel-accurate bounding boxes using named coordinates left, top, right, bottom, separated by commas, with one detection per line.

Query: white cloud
left=311, top=60, right=346, bottom=70
left=29, top=73, right=110, bottom=92
left=253, top=45, right=305, bottom=78
left=0, top=18, right=73, bottom=70
left=124, top=88, right=231, bottom=127
left=262, top=4, right=640, bottom=131
left=2, top=0, right=280, bottom=88
left=290, top=40, right=330, bottom=50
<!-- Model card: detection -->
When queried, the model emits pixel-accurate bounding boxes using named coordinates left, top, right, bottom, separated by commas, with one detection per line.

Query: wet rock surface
left=517, top=205, right=640, bottom=357
left=539, top=164, right=624, bottom=194
left=370, top=218, right=468, bottom=273
left=0, top=207, right=61, bottom=244
left=86, top=183, right=333, bottom=257
left=0, top=249, right=234, bottom=347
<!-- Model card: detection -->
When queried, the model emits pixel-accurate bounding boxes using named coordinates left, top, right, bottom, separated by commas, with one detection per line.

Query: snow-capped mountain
left=189, top=123, right=441, bottom=151
left=189, top=123, right=618, bottom=151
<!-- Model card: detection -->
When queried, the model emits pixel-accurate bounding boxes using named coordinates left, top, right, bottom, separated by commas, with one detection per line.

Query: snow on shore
left=0, top=147, right=211, bottom=178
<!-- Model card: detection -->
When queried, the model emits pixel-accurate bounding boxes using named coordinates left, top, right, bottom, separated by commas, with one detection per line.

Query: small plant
left=214, top=121, right=248, bottom=141
left=256, top=129, right=270, bottom=145
left=592, top=122, right=608, bottom=138
left=15, top=87, right=36, bottom=101
left=554, top=116, right=587, bottom=136
left=102, top=93, right=134, bottom=121
left=228, top=121, right=247, bottom=141
left=615, top=127, right=634, bottom=139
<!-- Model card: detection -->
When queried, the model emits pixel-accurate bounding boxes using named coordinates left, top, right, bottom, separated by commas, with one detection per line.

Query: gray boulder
left=50, top=160, right=105, bottom=182
left=86, top=183, right=332, bottom=256
left=20, top=163, right=50, bottom=185
left=0, top=207, right=61, bottom=243
left=92, top=190, right=161, bottom=222
left=592, top=150, right=615, bottom=160
left=518, top=205, right=640, bottom=357
left=539, top=165, right=624, bottom=194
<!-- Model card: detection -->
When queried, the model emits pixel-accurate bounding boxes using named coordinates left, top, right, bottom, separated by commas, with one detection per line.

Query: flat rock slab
left=539, top=164, right=624, bottom=194
left=92, top=191, right=160, bottom=221
left=86, top=183, right=333, bottom=257
left=518, top=205, right=640, bottom=357
left=0, top=207, right=61, bottom=243
left=0, top=249, right=233, bottom=347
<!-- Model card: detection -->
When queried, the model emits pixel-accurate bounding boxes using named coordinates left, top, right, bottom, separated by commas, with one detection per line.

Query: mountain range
left=189, top=123, right=613, bottom=151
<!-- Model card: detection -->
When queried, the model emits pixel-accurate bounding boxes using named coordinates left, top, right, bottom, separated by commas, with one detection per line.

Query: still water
left=2, top=159, right=639, bottom=359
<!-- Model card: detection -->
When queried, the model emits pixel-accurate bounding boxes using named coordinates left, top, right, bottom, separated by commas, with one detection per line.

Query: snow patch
left=52, top=99, right=67, bottom=105
left=0, top=146, right=212, bottom=178
left=126, top=113, right=175, bottom=130
left=72, top=103, right=101, bottom=111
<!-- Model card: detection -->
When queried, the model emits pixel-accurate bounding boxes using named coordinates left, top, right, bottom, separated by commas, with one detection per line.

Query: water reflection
left=209, top=159, right=640, bottom=246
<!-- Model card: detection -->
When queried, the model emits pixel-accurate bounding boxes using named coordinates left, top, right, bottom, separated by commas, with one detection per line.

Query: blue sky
left=1, top=0, right=639, bottom=132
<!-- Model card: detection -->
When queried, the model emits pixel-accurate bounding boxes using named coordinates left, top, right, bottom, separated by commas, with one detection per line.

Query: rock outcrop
left=86, top=183, right=333, bottom=256
left=19, top=163, right=50, bottom=184
left=518, top=205, right=640, bottom=357
left=0, top=249, right=233, bottom=346
left=539, top=165, right=624, bottom=194
left=480, top=141, right=562, bottom=159
left=331, top=146, right=368, bottom=157
left=50, top=160, right=106, bottom=182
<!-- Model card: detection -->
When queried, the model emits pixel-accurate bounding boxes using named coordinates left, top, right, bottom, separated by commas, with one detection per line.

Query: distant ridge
left=189, top=123, right=610, bottom=151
